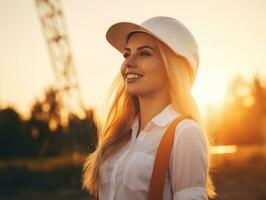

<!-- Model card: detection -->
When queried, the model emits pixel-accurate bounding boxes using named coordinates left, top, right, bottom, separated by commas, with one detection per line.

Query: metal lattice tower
left=35, top=0, right=86, bottom=126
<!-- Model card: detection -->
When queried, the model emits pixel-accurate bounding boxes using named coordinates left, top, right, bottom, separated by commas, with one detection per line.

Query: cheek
left=150, top=70, right=168, bottom=88
left=147, top=60, right=167, bottom=80
left=156, top=59, right=168, bottom=80
left=120, top=63, right=126, bottom=77
left=151, top=71, right=167, bottom=83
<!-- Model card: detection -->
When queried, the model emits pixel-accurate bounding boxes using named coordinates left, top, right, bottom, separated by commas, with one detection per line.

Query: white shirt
left=98, top=104, right=208, bottom=200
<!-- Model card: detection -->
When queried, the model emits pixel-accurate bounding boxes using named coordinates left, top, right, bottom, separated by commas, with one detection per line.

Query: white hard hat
left=106, top=16, right=200, bottom=76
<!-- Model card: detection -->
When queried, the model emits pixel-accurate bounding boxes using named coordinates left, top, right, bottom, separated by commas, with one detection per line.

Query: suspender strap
left=148, top=115, right=191, bottom=200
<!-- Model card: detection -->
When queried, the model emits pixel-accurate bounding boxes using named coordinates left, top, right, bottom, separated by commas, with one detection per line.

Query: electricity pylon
left=35, top=0, right=86, bottom=127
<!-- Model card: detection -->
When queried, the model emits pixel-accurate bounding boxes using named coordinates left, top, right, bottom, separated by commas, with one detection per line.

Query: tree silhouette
left=0, top=107, right=23, bottom=158
left=25, top=87, right=98, bottom=157
left=0, top=87, right=98, bottom=159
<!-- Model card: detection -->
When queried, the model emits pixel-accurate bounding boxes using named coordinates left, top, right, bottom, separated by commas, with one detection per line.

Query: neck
left=138, top=92, right=171, bottom=131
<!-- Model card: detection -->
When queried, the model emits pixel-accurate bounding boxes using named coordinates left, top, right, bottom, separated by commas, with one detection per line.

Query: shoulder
left=175, top=118, right=203, bottom=136
left=173, top=118, right=207, bottom=151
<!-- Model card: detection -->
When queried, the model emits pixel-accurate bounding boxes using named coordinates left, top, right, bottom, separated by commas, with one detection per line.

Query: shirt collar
left=151, top=103, right=181, bottom=127
left=131, top=103, right=181, bottom=131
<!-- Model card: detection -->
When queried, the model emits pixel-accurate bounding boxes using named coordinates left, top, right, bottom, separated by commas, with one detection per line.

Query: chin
left=125, top=90, right=151, bottom=98
left=125, top=90, right=140, bottom=96
left=125, top=85, right=154, bottom=97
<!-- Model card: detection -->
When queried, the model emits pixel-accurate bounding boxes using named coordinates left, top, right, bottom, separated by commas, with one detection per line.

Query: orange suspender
left=96, top=115, right=191, bottom=200
left=148, top=115, right=190, bottom=200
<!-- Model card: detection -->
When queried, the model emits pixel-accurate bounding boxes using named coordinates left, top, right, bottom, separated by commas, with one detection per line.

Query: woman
left=83, top=16, right=216, bottom=200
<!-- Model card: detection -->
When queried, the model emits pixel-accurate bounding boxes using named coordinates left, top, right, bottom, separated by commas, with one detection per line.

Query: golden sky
left=0, top=0, right=266, bottom=118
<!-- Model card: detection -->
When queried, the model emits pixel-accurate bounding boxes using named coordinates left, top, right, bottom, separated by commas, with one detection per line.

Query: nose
left=121, top=54, right=137, bottom=77
left=124, top=55, right=137, bottom=68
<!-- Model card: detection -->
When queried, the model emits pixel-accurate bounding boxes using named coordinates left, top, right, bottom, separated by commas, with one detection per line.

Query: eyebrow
left=124, top=45, right=155, bottom=52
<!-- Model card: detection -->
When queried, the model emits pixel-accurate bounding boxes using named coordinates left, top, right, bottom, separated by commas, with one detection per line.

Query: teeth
left=126, top=73, right=141, bottom=79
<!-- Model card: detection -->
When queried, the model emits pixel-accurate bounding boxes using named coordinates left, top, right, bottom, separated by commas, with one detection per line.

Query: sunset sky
left=0, top=0, right=266, bottom=119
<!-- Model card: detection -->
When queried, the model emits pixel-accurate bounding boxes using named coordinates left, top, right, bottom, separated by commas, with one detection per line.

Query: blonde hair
left=82, top=36, right=216, bottom=198
left=156, top=41, right=216, bottom=198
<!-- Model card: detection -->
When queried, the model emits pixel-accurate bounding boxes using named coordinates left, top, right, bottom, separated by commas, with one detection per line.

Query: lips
left=125, top=72, right=143, bottom=83
left=125, top=72, right=143, bottom=77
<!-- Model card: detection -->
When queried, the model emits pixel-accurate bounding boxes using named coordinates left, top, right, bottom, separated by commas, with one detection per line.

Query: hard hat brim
left=106, top=22, right=175, bottom=55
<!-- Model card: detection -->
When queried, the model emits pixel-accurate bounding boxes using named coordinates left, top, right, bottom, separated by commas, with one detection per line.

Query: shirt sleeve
left=169, top=120, right=208, bottom=200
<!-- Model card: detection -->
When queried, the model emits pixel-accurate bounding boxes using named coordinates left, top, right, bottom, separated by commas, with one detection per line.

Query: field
left=0, top=145, right=265, bottom=200
left=212, top=145, right=266, bottom=200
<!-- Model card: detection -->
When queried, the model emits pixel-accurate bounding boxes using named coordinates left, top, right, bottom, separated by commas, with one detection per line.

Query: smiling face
left=120, top=32, right=170, bottom=99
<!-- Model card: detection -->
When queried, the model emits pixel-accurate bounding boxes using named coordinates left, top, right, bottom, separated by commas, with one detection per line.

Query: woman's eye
left=140, top=51, right=151, bottom=57
left=123, top=52, right=130, bottom=58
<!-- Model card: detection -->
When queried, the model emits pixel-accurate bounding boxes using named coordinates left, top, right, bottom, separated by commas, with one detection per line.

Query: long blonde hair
left=82, top=36, right=216, bottom=198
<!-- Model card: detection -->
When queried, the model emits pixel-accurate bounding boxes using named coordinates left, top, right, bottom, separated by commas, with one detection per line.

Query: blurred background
left=0, top=0, right=265, bottom=199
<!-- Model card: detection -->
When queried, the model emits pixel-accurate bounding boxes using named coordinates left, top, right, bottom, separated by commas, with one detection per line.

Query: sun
left=191, top=73, right=229, bottom=113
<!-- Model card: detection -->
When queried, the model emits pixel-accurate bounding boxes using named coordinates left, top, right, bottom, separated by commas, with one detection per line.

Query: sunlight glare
left=211, top=145, right=238, bottom=154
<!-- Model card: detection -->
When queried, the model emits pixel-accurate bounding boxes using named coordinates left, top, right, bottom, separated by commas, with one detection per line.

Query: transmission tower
left=35, top=0, right=86, bottom=127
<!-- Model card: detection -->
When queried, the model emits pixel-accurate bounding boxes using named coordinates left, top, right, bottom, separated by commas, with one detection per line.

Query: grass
left=211, top=145, right=266, bottom=200
left=0, top=153, right=93, bottom=200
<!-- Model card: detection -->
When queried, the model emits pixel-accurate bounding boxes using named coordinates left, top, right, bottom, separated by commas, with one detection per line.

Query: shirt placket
left=136, top=123, right=153, bottom=144
left=110, top=137, right=137, bottom=200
